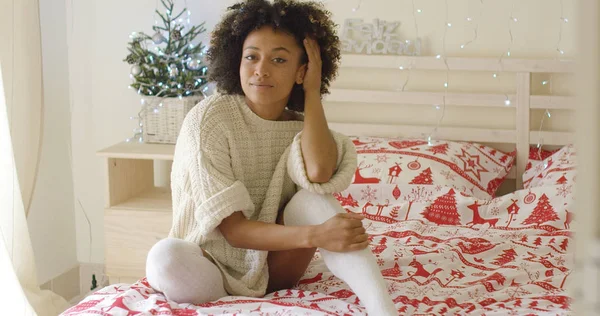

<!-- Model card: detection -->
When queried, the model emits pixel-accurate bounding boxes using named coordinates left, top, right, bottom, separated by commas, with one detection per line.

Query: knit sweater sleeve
left=287, top=130, right=357, bottom=194
left=169, top=100, right=255, bottom=242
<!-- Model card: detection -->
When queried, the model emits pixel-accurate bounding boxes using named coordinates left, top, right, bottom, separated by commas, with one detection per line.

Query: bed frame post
left=516, top=72, right=531, bottom=189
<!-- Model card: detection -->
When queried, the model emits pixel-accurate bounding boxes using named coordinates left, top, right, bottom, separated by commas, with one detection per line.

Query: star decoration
left=456, top=149, right=489, bottom=180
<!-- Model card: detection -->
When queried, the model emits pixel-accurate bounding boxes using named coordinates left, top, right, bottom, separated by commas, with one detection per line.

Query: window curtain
left=0, top=0, right=70, bottom=314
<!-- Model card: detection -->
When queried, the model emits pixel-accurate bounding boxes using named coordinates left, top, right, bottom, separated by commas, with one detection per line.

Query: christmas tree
left=390, top=206, right=400, bottom=218
left=491, top=249, right=517, bottom=266
left=421, top=188, right=460, bottom=225
left=124, top=0, right=209, bottom=98
left=521, top=194, right=560, bottom=227
left=427, top=143, right=449, bottom=155
left=556, top=173, right=568, bottom=185
left=409, top=167, right=433, bottom=185
left=559, top=238, right=569, bottom=251
left=533, top=237, right=542, bottom=246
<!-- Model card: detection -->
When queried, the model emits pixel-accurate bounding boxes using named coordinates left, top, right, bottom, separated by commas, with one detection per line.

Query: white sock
left=284, top=189, right=397, bottom=316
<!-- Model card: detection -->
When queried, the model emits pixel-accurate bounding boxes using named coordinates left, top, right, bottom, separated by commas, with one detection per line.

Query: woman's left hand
left=302, top=37, right=322, bottom=93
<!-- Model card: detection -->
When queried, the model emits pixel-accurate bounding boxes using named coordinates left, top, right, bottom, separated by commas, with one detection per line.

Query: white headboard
left=326, top=55, right=576, bottom=189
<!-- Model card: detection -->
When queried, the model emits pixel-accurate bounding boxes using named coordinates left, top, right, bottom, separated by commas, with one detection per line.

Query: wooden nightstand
left=97, top=142, right=175, bottom=284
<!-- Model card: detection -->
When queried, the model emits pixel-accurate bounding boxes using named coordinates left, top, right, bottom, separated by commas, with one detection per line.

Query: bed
left=63, top=55, right=576, bottom=315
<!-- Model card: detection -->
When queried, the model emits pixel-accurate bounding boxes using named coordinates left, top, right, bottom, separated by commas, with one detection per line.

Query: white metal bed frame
left=326, top=55, right=576, bottom=189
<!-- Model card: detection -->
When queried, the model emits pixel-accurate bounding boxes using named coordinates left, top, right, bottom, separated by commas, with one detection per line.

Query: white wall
left=67, top=0, right=576, bottom=264
left=27, top=0, right=79, bottom=284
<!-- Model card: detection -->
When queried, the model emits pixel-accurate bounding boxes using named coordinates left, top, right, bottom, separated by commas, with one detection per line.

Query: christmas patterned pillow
left=523, top=145, right=576, bottom=189
left=337, top=181, right=574, bottom=230
left=348, top=136, right=516, bottom=199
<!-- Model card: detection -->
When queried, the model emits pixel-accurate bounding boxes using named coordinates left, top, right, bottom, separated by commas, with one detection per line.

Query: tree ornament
left=152, top=32, right=166, bottom=44
left=169, top=64, right=179, bottom=77
left=171, top=30, right=182, bottom=40
left=407, top=158, right=421, bottom=170
left=187, top=59, right=201, bottom=70
left=392, top=185, right=401, bottom=200
left=185, top=81, right=195, bottom=90
left=130, top=65, right=142, bottom=76
left=524, top=191, right=536, bottom=204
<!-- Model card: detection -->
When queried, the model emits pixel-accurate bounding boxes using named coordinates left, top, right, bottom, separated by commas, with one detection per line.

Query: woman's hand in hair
left=302, top=37, right=322, bottom=94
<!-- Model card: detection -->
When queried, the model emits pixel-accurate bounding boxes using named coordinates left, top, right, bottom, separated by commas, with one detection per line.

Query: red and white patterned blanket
left=62, top=181, right=573, bottom=315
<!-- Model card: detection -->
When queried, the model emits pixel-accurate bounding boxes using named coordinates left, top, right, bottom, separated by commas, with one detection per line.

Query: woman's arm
left=300, top=38, right=338, bottom=183
left=219, top=211, right=368, bottom=252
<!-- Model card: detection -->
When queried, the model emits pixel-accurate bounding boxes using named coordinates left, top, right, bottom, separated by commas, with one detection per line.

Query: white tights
left=146, top=189, right=397, bottom=315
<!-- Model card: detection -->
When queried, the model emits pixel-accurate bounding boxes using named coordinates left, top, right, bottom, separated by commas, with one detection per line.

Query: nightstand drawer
left=105, top=208, right=172, bottom=281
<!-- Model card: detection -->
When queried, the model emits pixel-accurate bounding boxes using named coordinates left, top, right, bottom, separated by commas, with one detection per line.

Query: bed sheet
left=62, top=184, right=573, bottom=315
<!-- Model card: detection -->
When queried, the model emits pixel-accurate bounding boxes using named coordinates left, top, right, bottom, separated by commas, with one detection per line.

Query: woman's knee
left=283, top=189, right=343, bottom=226
left=146, top=238, right=227, bottom=304
left=147, top=238, right=197, bottom=289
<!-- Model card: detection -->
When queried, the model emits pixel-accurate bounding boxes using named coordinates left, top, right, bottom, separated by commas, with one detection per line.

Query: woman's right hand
left=312, top=213, right=370, bottom=252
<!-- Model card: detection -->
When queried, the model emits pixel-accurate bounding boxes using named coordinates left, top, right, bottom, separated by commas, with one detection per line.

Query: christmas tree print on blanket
left=556, top=173, right=568, bottom=185
left=427, top=143, right=449, bottom=155
left=421, top=188, right=461, bottom=225
left=491, top=249, right=518, bottom=266
left=409, top=167, right=433, bottom=185
left=521, top=193, right=560, bottom=227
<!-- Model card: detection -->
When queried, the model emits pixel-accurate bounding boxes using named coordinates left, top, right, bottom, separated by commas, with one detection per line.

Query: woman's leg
left=266, top=211, right=317, bottom=293
left=284, top=189, right=397, bottom=316
left=146, top=238, right=228, bottom=304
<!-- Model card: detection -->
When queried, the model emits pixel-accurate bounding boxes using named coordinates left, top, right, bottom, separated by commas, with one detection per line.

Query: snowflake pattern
left=505, top=285, right=532, bottom=299
left=556, top=184, right=572, bottom=198
left=406, top=285, right=432, bottom=297
left=377, top=258, right=385, bottom=266
left=554, top=256, right=566, bottom=266
left=490, top=206, right=501, bottom=216
left=376, top=154, right=389, bottom=163
left=360, top=185, right=378, bottom=202
left=440, top=170, right=457, bottom=181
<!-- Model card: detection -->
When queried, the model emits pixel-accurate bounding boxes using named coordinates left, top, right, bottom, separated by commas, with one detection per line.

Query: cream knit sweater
left=168, top=94, right=357, bottom=297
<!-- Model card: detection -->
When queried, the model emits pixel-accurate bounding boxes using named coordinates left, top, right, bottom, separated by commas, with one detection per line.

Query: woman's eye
left=273, top=58, right=287, bottom=63
left=244, top=55, right=256, bottom=60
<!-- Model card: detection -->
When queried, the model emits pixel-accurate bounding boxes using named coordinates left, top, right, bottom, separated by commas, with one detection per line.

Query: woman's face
left=240, top=26, right=306, bottom=119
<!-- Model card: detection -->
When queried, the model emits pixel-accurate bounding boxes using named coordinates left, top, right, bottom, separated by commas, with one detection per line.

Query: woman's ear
left=296, top=64, right=307, bottom=85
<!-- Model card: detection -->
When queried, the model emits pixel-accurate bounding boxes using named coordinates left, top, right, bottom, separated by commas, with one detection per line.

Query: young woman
left=146, top=1, right=396, bottom=314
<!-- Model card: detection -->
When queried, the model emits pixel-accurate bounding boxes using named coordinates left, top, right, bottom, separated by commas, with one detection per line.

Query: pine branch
left=156, top=10, right=169, bottom=27
left=172, top=8, right=186, bottom=21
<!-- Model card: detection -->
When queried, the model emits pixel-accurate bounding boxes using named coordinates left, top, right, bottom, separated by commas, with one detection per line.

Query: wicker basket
left=142, top=95, right=204, bottom=144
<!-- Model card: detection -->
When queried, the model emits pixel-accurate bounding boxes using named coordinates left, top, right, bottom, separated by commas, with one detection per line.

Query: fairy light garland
left=537, top=0, right=568, bottom=166
left=427, top=0, right=451, bottom=146
left=459, top=0, right=484, bottom=50
left=398, top=0, right=421, bottom=92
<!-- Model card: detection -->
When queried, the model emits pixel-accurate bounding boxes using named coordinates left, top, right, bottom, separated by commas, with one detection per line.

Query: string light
left=397, top=0, right=421, bottom=92
left=537, top=0, right=567, bottom=153
left=460, top=0, right=484, bottom=50
left=493, top=0, right=516, bottom=106
left=428, top=0, right=451, bottom=145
